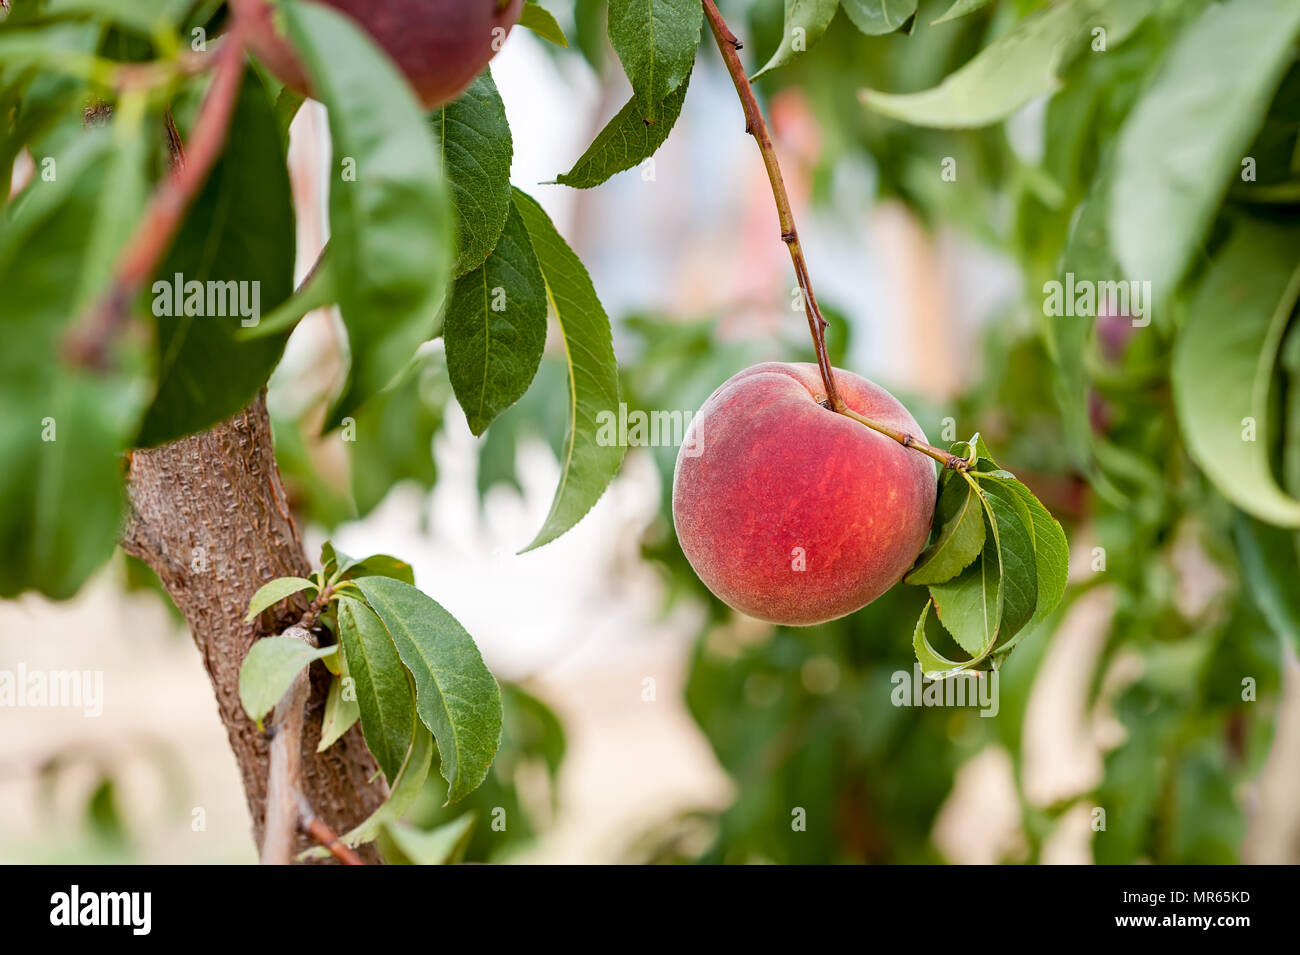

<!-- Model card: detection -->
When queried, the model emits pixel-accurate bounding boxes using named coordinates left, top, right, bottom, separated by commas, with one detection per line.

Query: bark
left=122, top=392, right=385, bottom=863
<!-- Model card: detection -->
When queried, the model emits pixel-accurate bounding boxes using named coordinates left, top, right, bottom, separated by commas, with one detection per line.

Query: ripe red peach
left=672, top=362, right=937, bottom=626
left=230, top=0, right=523, bottom=110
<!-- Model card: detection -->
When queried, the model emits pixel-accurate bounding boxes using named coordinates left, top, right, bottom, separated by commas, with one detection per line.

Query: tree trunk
left=122, top=392, right=385, bottom=863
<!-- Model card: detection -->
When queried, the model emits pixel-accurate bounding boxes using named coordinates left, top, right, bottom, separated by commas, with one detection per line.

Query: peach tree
left=6, top=0, right=1293, bottom=866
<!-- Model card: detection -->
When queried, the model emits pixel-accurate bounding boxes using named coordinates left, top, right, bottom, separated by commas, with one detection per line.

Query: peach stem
left=700, top=1, right=971, bottom=473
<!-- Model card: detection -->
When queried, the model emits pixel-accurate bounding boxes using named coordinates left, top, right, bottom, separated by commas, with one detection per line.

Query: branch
left=700, top=1, right=970, bottom=472
left=260, top=624, right=316, bottom=865
left=297, top=793, right=365, bottom=865
left=63, top=21, right=248, bottom=371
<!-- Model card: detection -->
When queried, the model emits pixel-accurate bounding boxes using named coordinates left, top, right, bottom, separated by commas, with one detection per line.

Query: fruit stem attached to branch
left=63, top=19, right=249, bottom=370
left=700, top=1, right=971, bottom=473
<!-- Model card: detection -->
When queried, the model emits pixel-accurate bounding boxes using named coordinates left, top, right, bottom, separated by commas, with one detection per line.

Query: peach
left=230, top=0, right=523, bottom=110
left=672, top=362, right=937, bottom=626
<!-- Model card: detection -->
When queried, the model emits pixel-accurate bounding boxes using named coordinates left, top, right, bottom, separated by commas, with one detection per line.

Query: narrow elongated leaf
left=1002, top=477, right=1068, bottom=634
left=445, top=200, right=548, bottom=435
left=137, top=71, right=295, bottom=446
left=1234, top=515, right=1300, bottom=654
left=1173, top=219, right=1300, bottom=526
left=343, top=554, right=415, bottom=585
left=337, top=596, right=418, bottom=785
left=931, top=0, right=992, bottom=25
left=281, top=0, right=453, bottom=426
left=317, top=671, right=361, bottom=752
left=303, top=724, right=435, bottom=856
left=930, top=544, right=1001, bottom=657
left=840, top=0, right=916, bottom=35
left=383, top=814, right=477, bottom=865
left=555, top=70, right=691, bottom=189
left=912, top=599, right=968, bottom=678
left=353, top=577, right=502, bottom=804
left=244, top=576, right=317, bottom=623
left=0, top=128, right=149, bottom=599
left=347, top=348, right=446, bottom=517
left=860, top=0, right=1093, bottom=128
left=1109, top=0, right=1300, bottom=301
left=238, top=636, right=336, bottom=728
left=906, top=474, right=985, bottom=585
left=607, top=0, right=701, bottom=119
left=519, top=2, right=569, bottom=47
left=752, top=0, right=838, bottom=80
left=980, top=479, right=1038, bottom=641
left=240, top=248, right=335, bottom=340
left=511, top=189, right=625, bottom=550
left=431, top=70, right=513, bottom=277
left=42, top=0, right=188, bottom=34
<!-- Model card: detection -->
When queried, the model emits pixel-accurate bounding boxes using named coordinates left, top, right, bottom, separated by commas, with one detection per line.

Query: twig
left=700, top=1, right=970, bottom=471
left=63, top=20, right=248, bottom=371
left=701, top=0, right=841, bottom=412
left=260, top=624, right=316, bottom=865
left=297, top=793, right=365, bottom=865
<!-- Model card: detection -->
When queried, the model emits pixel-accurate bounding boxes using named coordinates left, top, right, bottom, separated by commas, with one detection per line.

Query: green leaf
left=42, top=0, right=188, bottom=34
left=905, top=473, right=986, bottom=585
left=978, top=478, right=1039, bottom=642
left=752, top=0, right=838, bottom=80
left=239, top=248, right=335, bottom=340
left=0, top=127, right=149, bottom=599
left=347, top=347, right=447, bottom=517
left=317, top=671, right=361, bottom=752
left=930, top=541, right=1001, bottom=657
left=337, top=596, right=418, bottom=785
left=244, top=576, right=317, bottom=623
left=281, top=0, right=453, bottom=427
left=1234, top=514, right=1300, bottom=655
left=303, top=723, right=435, bottom=856
left=1108, top=0, right=1300, bottom=302
left=931, top=0, right=992, bottom=25
left=383, top=813, right=477, bottom=865
left=137, top=71, right=296, bottom=446
left=342, top=554, right=415, bottom=586
left=238, top=636, right=336, bottom=729
left=927, top=473, right=1038, bottom=662
left=607, top=0, right=701, bottom=120
left=1001, top=477, right=1069, bottom=636
left=1173, top=219, right=1300, bottom=527
left=840, top=0, right=917, bottom=36
left=555, top=68, right=691, bottom=189
left=911, top=599, right=968, bottom=678
left=320, top=541, right=351, bottom=579
left=511, top=189, right=625, bottom=550
left=353, top=577, right=502, bottom=804
left=859, top=0, right=1093, bottom=128
left=444, top=199, right=549, bottom=436
left=519, top=2, right=569, bottom=47
left=431, top=70, right=514, bottom=278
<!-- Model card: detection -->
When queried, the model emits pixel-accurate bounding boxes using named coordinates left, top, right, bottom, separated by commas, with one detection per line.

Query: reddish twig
left=700, top=1, right=969, bottom=471
left=63, top=20, right=248, bottom=370
left=298, top=794, right=365, bottom=866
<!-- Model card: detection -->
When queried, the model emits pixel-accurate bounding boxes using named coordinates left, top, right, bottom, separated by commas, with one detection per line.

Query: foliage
left=4, top=0, right=1299, bottom=865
